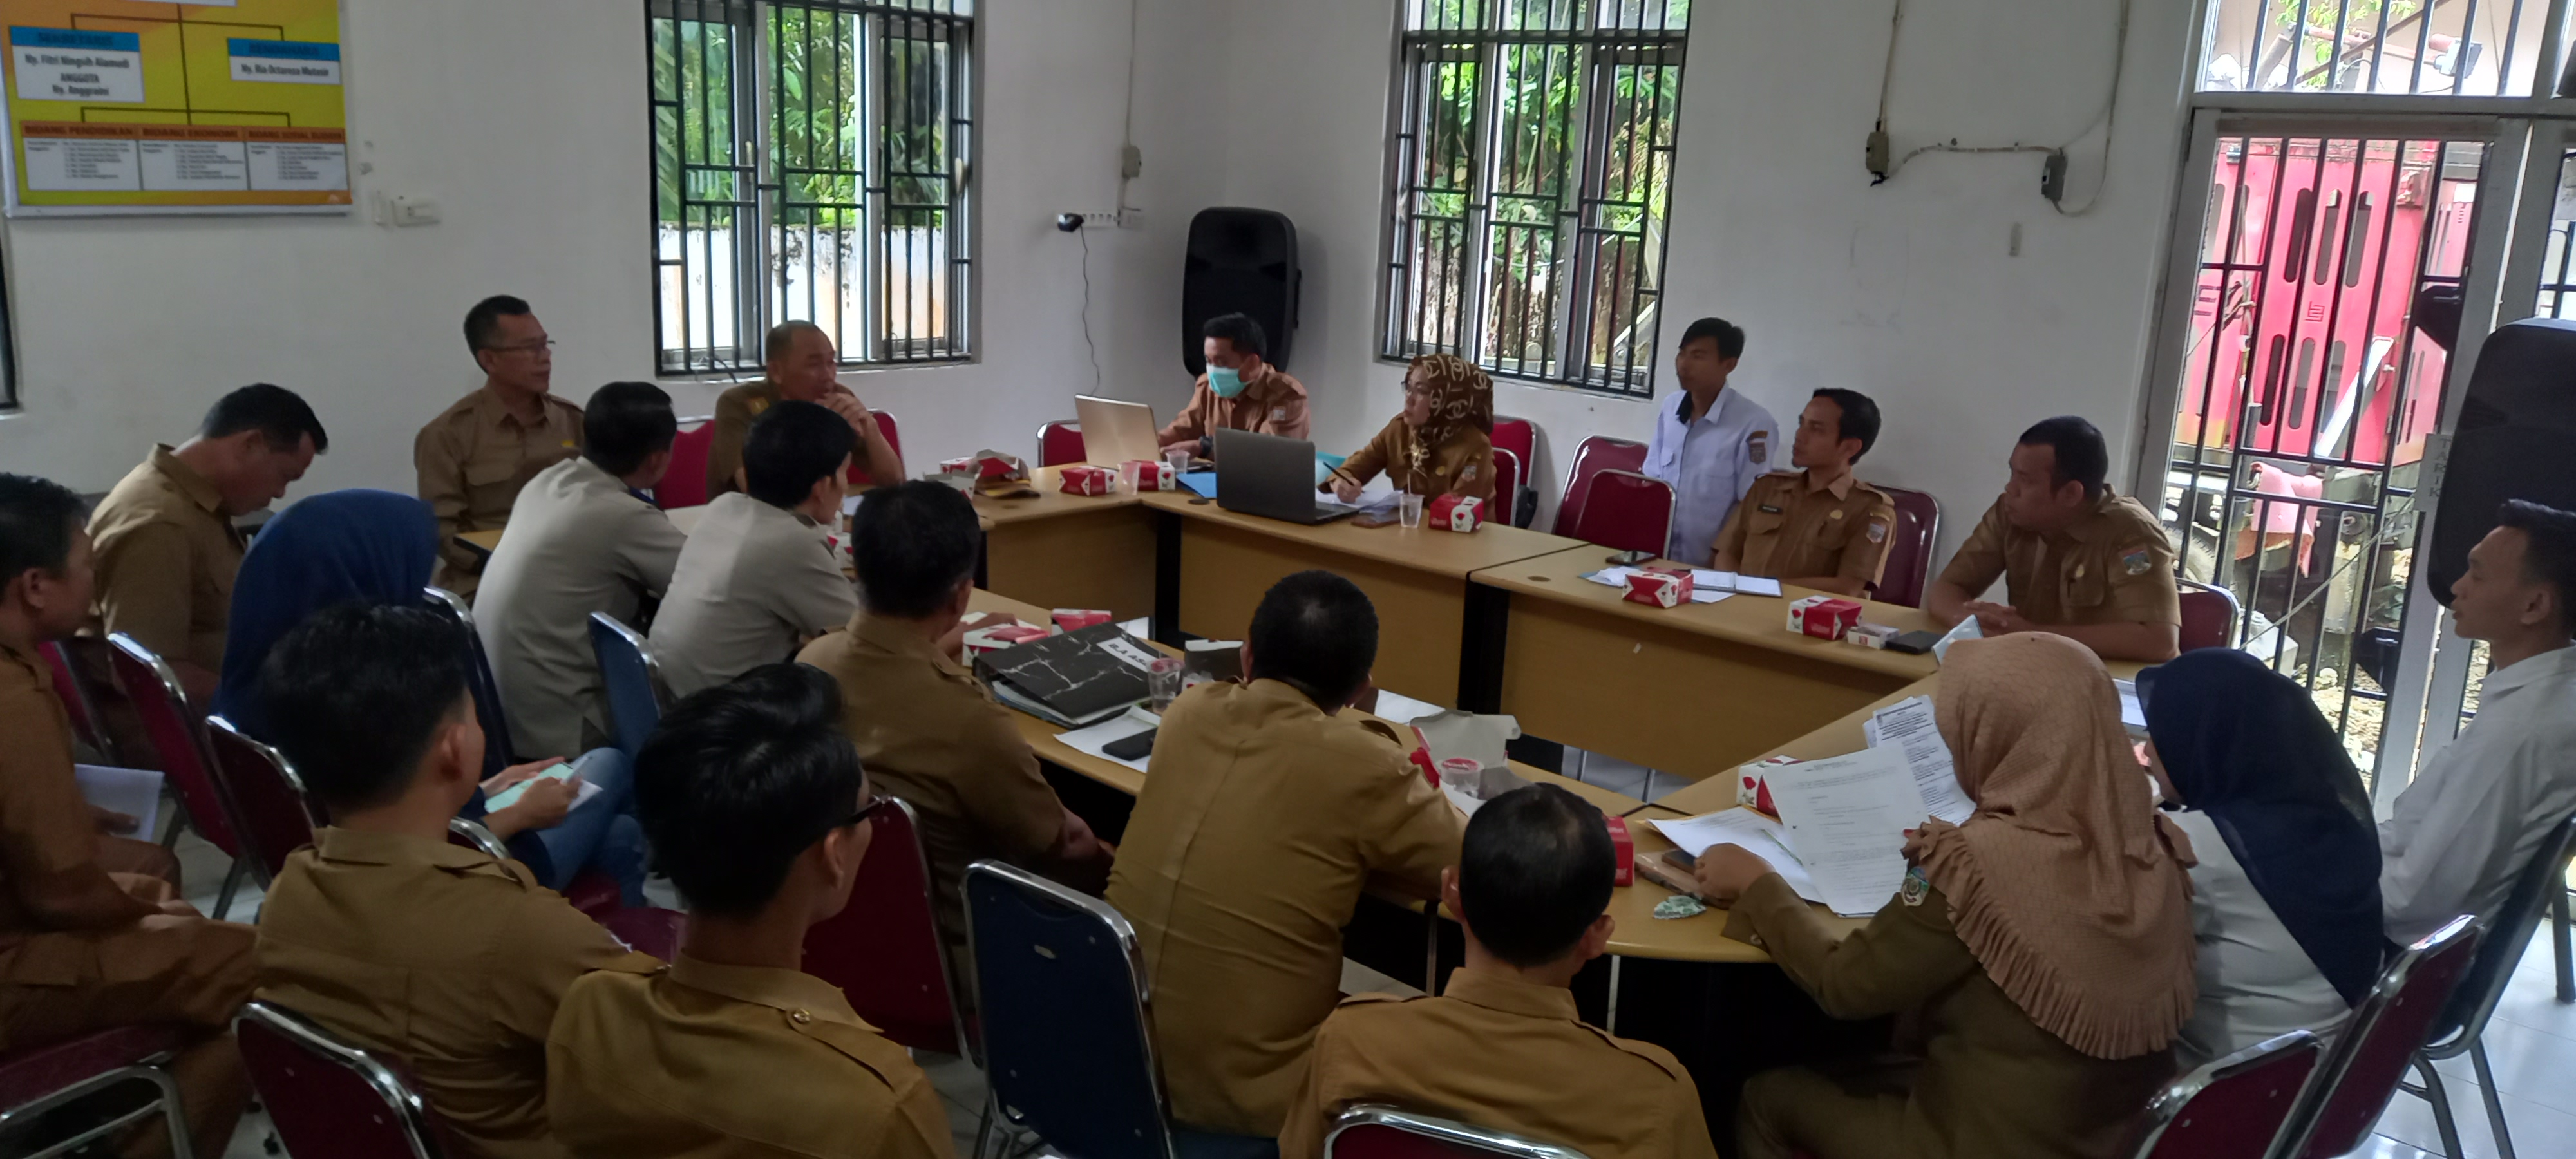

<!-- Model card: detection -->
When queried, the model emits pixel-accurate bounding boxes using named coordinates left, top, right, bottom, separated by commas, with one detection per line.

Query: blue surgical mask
left=1208, top=366, right=1247, bottom=399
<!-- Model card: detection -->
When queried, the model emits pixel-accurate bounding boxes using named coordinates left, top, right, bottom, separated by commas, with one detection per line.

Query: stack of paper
left=1643, top=808, right=1823, bottom=903
left=74, top=766, right=161, bottom=838
left=1862, top=695, right=1975, bottom=824
left=2113, top=679, right=2148, bottom=734
left=1763, top=747, right=1934, bottom=916
left=1580, top=566, right=1786, bottom=599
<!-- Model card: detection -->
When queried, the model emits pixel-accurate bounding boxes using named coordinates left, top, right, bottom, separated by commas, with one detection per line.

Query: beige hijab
left=1904, top=633, right=2198, bottom=1060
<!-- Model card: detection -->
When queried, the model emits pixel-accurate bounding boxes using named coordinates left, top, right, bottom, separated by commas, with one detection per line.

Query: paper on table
left=74, top=766, right=160, bottom=839
left=1059, top=707, right=1161, bottom=773
left=1765, top=747, right=1932, bottom=917
left=1690, top=569, right=1783, bottom=597
left=1864, top=695, right=1975, bottom=824
left=1578, top=567, right=1734, bottom=605
left=1642, top=809, right=1824, bottom=905
left=2114, top=679, right=2148, bottom=733
left=1931, top=614, right=1983, bottom=663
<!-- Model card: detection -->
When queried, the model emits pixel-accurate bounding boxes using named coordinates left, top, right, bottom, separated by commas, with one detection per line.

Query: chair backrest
left=422, top=588, right=516, bottom=777
left=446, top=817, right=511, bottom=861
left=2177, top=579, right=2241, bottom=653
left=1491, top=448, right=1524, bottom=529
left=1039, top=420, right=1086, bottom=467
left=966, top=860, right=1175, bottom=1159
left=803, top=798, right=971, bottom=1058
left=105, top=633, right=246, bottom=860
left=658, top=417, right=717, bottom=510
left=1490, top=416, right=1537, bottom=469
left=587, top=613, right=672, bottom=757
left=2425, top=813, right=2576, bottom=1055
left=1326, top=1105, right=1589, bottom=1159
left=1871, top=485, right=1941, bottom=608
left=1560, top=469, right=1673, bottom=557
left=205, top=715, right=321, bottom=881
left=236, top=1001, right=450, bottom=1159
left=2126, top=1031, right=2321, bottom=1159
left=2284, top=915, right=2485, bottom=1159
left=35, top=640, right=111, bottom=761
left=1551, top=436, right=1648, bottom=538
left=851, top=410, right=902, bottom=487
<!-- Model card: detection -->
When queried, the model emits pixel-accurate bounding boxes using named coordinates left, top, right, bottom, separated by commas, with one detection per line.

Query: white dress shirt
left=475, top=457, right=687, bottom=758
left=649, top=492, right=857, bottom=697
left=2380, top=643, right=2576, bottom=945
left=2172, top=809, right=2349, bottom=1070
left=1643, top=386, right=1778, bottom=563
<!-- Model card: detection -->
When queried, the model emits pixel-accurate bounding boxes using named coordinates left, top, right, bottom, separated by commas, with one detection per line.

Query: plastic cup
left=1119, top=460, right=1141, bottom=493
left=1148, top=656, right=1186, bottom=714
left=1439, top=757, right=1482, bottom=798
left=1166, top=447, right=1193, bottom=475
left=1399, top=492, right=1426, bottom=529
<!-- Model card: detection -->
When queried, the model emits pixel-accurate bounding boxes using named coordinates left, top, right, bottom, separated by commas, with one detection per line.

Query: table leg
left=1153, top=510, right=1183, bottom=646
left=1457, top=582, right=1510, bottom=713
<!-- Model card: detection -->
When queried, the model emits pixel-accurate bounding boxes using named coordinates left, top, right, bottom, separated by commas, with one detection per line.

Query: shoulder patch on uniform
left=2122, top=548, right=2155, bottom=576
left=1272, top=406, right=1290, bottom=422
left=1866, top=520, right=1888, bottom=543
left=1747, top=430, right=1769, bottom=464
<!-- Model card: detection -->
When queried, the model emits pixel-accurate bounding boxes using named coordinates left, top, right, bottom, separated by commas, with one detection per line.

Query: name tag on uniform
left=1271, top=406, right=1289, bottom=422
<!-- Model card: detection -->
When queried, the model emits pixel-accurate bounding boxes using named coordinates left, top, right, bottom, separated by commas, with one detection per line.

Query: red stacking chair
left=1326, top=1104, right=1589, bottom=1159
left=656, top=417, right=716, bottom=510
left=205, top=717, right=323, bottom=883
left=1491, top=416, right=1539, bottom=528
left=1558, top=470, right=1674, bottom=558
left=106, top=634, right=258, bottom=920
left=35, top=641, right=117, bottom=765
left=803, top=798, right=972, bottom=1057
left=1871, top=485, right=1940, bottom=608
left=601, top=907, right=686, bottom=961
left=1491, top=449, right=1525, bottom=529
left=2123, top=1030, right=2321, bottom=1159
left=851, top=410, right=903, bottom=487
left=1037, top=420, right=1085, bottom=467
left=237, top=1000, right=456, bottom=1159
left=1551, top=435, right=1647, bottom=539
left=2277, top=914, right=2485, bottom=1159
left=0, top=1025, right=193, bottom=1159
left=443, top=818, right=627, bottom=924
left=2177, top=580, right=2240, bottom=654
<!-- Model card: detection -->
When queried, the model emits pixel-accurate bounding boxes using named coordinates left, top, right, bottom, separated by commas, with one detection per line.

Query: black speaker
left=2428, top=317, right=2576, bottom=605
left=1182, top=208, right=1299, bottom=375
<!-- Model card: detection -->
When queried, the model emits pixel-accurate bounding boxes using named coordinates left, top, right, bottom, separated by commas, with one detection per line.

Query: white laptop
left=1074, top=395, right=1160, bottom=467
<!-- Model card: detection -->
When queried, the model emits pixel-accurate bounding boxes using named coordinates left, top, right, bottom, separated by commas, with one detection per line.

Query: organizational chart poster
left=0, top=0, right=349, bottom=215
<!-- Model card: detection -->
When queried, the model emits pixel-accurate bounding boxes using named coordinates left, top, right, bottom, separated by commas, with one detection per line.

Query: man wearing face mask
left=1158, top=313, right=1311, bottom=460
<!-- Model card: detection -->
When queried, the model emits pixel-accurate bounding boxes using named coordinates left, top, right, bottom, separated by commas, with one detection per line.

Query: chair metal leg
left=972, top=1089, right=998, bottom=1159
left=211, top=856, right=246, bottom=922
left=1569, top=748, right=1589, bottom=784
left=2413, top=1055, right=2467, bottom=1159
left=2472, top=1039, right=2516, bottom=1159
left=159, top=809, right=187, bottom=849
left=2553, top=880, right=2572, bottom=1003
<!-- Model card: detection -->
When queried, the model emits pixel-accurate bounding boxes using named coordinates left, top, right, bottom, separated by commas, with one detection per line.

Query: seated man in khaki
left=255, top=604, right=659, bottom=1159
left=1157, top=312, right=1311, bottom=459
left=1712, top=388, right=1897, bottom=598
left=88, top=383, right=326, bottom=702
left=0, top=475, right=256, bottom=1159
left=1926, top=415, right=2180, bottom=662
left=415, top=294, right=585, bottom=597
left=797, top=481, right=1107, bottom=979
left=707, top=321, right=904, bottom=500
left=549, top=663, right=952, bottom=1159
left=1282, top=785, right=1716, bottom=1159
left=1106, top=570, right=1463, bottom=1138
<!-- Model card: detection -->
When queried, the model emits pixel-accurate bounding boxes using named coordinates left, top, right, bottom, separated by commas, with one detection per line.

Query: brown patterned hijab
left=1408, top=354, right=1495, bottom=448
left=1905, top=632, right=2199, bottom=1060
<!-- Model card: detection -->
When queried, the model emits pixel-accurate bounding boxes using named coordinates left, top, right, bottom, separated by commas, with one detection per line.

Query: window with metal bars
left=1381, top=0, right=1689, bottom=397
left=649, top=0, right=973, bottom=377
left=2197, top=0, right=2561, bottom=98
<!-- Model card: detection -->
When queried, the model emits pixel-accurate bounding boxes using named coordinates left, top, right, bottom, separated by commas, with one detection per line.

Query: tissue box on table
left=1122, top=460, right=1179, bottom=491
left=1606, top=815, right=1634, bottom=886
left=1059, top=466, right=1115, bottom=495
left=1623, top=566, right=1694, bottom=608
left=1786, top=595, right=1863, bottom=640
left=1050, top=608, right=1114, bottom=632
left=938, top=450, right=1029, bottom=484
left=1427, top=493, right=1484, bottom=532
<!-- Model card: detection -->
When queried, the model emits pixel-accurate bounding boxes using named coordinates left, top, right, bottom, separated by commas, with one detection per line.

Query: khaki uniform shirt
left=1714, top=470, right=1899, bottom=586
left=548, top=954, right=955, bottom=1159
left=1729, top=874, right=2173, bottom=1159
left=85, top=446, right=243, bottom=674
left=1155, top=366, right=1312, bottom=447
left=1330, top=418, right=1494, bottom=502
left=254, top=828, right=660, bottom=1159
left=1103, top=679, right=1464, bottom=1136
left=650, top=493, right=857, bottom=697
left=1937, top=491, right=2181, bottom=627
left=708, top=380, right=887, bottom=501
left=415, top=385, right=585, bottom=594
left=1280, top=969, right=1716, bottom=1159
left=795, top=614, right=1066, bottom=975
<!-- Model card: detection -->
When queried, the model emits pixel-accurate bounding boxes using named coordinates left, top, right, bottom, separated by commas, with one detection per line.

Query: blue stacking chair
left=586, top=612, right=672, bottom=758
left=422, top=587, right=516, bottom=778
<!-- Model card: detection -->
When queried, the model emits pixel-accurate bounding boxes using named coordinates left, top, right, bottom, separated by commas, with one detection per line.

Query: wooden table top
left=969, top=466, right=1148, bottom=526
left=1139, top=489, right=1585, bottom=578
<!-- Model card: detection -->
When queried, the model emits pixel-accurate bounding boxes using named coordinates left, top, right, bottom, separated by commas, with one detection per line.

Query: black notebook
left=974, top=622, right=1157, bottom=724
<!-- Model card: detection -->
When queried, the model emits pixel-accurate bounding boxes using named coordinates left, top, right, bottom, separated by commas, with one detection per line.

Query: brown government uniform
left=1726, top=874, right=2172, bottom=1159
left=84, top=445, right=244, bottom=677
left=0, top=638, right=255, bottom=1159
left=414, top=384, right=585, bottom=596
left=1714, top=470, right=1897, bottom=588
left=255, top=828, right=661, bottom=1159
left=707, top=379, right=889, bottom=501
left=547, top=954, right=956, bottom=1159
left=1104, top=679, right=1464, bottom=1137
left=795, top=613, right=1072, bottom=998
left=1937, top=491, right=2181, bottom=628
left=1280, top=968, right=1717, bottom=1159
left=1155, top=365, right=1312, bottom=448
left=1327, top=419, right=1494, bottom=503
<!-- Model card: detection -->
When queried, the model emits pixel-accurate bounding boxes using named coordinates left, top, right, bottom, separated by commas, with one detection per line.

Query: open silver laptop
left=1074, top=395, right=1160, bottom=466
left=1213, top=429, right=1363, bottom=525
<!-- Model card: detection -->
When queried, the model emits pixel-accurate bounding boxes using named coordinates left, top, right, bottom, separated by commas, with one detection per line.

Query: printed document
left=1863, top=696, right=1975, bottom=824
left=1765, top=747, right=1932, bottom=916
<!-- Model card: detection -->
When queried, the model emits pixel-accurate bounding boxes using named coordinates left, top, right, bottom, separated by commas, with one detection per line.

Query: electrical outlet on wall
left=1059, top=209, right=1139, bottom=230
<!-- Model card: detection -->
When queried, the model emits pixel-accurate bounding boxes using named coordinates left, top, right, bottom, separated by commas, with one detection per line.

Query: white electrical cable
left=1871, top=0, right=2133, bottom=216
left=1079, top=228, right=1103, bottom=392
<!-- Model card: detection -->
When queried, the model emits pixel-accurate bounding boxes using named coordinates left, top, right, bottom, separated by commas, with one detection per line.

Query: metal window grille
left=1382, top=0, right=1689, bottom=397
left=650, top=0, right=974, bottom=377
left=2197, top=0, right=2562, bottom=97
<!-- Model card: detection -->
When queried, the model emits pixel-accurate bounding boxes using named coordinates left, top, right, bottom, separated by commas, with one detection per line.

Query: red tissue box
left=1059, top=466, right=1115, bottom=496
left=940, top=451, right=1027, bottom=482
left=1124, top=460, right=1178, bottom=491
left=1622, top=566, right=1694, bottom=608
left=1787, top=595, right=1864, bottom=641
left=1607, top=815, right=1634, bottom=887
left=1428, top=493, right=1484, bottom=532
left=1051, top=608, right=1113, bottom=632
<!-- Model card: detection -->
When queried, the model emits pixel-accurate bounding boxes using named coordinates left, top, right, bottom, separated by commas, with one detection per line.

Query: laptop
left=1213, top=429, right=1364, bottom=525
left=1074, top=395, right=1160, bottom=466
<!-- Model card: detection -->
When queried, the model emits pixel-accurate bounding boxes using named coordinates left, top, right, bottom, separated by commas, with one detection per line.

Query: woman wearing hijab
left=1324, top=354, right=1496, bottom=504
left=2140, top=648, right=2382, bottom=1068
left=1695, top=633, right=2196, bottom=1159
left=214, top=489, right=647, bottom=905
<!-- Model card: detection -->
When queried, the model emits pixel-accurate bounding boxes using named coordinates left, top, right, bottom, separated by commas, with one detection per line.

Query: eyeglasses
left=487, top=339, right=556, bottom=355
left=838, top=793, right=889, bottom=831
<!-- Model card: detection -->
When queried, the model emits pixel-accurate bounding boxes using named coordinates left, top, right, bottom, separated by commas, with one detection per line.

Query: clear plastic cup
left=1399, top=492, right=1426, bottom=529
left=1165, top=447, right=1192, bottom=475
left=1439, top=757, right=1482, bottom=798
left=1148, top=656, right=1186, bottom=714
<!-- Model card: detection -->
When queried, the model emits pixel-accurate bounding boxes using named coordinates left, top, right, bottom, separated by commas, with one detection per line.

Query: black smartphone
left=1103, top=729, right=1158, bottom=761
left=1886, top=630, right=1943, bottom=654
left=1605, top=549, right=1657, bottom=566
left=1663, top=849, right=1696, bottom=870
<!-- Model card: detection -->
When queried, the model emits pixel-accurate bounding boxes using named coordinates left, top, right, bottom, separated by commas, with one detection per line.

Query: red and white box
left=963, top=623, right=1054, bottom=657
left=1051, top=608, right=1113, bottom=632
left=1844, top=621, right=1900, bottom=650
left=1122, top=460, right=1179, bottom=491
left=940, top=450, right=1028, bottom=482
left=1059, top=466, right=1115, bottom=495
left=1606, top=815, right=1634, bottom=887
left=1787, top=595, right=1864, bottom=641
left=1622, top=566, right=1695, bottom=608
left=1427, top=493, right=1484, bottom=532
left=1735, top=755, right=1799, bottom=813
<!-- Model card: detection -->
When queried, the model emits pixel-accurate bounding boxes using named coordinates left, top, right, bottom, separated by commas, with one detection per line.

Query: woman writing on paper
left=1324, top=355, right=1495, bottom=505
left=1694, top=632, right=2197, bottom=1159
left=2139, top=648, right=2380, bottom=1068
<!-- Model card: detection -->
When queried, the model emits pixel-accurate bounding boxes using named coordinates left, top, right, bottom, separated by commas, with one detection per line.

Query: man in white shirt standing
left=477, top=382, right=687, bottom=758
left=1642, top=317, right=1777, bottom=565
left=651, top=400, right=860, bottom=697
left=2382, top=498, right=2576, bottom=944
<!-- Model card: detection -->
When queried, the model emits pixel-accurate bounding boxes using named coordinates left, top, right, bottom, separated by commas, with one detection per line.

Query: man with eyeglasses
left=415, top=294, right=587, bottom=598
